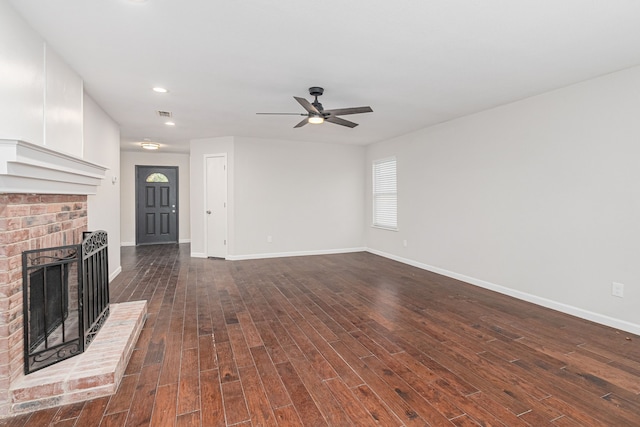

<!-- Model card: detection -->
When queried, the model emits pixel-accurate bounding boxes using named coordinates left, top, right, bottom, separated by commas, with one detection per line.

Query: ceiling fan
left=257, top=87, right=373, bottom=128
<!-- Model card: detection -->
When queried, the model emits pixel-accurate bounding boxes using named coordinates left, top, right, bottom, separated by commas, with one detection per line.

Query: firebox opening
left=28, top=263, right=70, bottom=352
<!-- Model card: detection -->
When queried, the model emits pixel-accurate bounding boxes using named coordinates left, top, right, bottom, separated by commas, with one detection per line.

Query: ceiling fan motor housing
left=308, top=87, right=324, bottom=97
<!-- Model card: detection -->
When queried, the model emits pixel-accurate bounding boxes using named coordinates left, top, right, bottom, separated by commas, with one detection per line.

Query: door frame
left=135, top=165, right=179, bottom=245
left=204, top=154, right=228, bottom=258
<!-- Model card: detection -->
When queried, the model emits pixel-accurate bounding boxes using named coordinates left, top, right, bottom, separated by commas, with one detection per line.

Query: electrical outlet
left=402, top=239, right=408, bottom=247
left=267, top=235, right=273, bottom=243
left=612, top=282, right=624, bottom=298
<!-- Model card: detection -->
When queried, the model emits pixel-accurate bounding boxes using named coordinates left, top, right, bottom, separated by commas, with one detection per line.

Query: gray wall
left=366, top=65, right=640, bottom=334
left=189, top=136, right=365, bottom=258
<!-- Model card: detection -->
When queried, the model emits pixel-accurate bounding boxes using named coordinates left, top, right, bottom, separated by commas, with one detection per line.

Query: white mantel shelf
left=0, top=140, right=107, bottom=195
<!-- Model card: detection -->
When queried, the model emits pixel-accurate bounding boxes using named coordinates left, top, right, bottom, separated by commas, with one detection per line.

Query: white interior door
left=206, top=155, right=227, bottom=258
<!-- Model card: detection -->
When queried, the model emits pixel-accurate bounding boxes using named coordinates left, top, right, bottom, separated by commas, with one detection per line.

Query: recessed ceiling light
left=152, top=87, right=168, bottom=93
left=165, top=121, right=175, bottom=126
left=141, top=142, right=160, bottom=150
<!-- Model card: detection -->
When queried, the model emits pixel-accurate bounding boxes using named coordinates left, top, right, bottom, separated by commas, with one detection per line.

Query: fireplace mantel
left=0, top=140, right=107, bottom=195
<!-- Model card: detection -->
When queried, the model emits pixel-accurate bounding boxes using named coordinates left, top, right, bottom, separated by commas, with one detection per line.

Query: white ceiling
left=9, top=0, right=640, bottom=153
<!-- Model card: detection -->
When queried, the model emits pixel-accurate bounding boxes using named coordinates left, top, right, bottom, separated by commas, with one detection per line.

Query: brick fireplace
left=0, top=194, right=87, bottom=413
left=0, top=196, right=88, bottom=367
left=0, top=140, right=146, bottom=418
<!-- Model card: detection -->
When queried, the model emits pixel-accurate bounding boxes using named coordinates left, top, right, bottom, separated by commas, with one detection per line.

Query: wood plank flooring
left=2, top=244, right=639, bottom=426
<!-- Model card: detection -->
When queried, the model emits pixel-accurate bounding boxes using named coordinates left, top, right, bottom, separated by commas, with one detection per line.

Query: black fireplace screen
left=22, top=230, right=110, bottom=374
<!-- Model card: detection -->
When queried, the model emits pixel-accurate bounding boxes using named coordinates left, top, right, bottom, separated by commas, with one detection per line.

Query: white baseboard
left=225, top=247, right=367, bottom=261
left=109, top=266, right=122, bottom=282
left=367, top=248, right=640, bottom=336
left=179, top=239, right=191, bottom=244
left=190, top=252, right=207, bottom=258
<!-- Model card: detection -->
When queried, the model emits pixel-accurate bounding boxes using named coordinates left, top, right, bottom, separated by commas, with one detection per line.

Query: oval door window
left=145, top=173, right=169, bottom=183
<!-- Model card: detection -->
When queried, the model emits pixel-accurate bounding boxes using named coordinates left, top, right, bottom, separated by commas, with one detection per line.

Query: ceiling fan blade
left=326, top=116, right=358, bottom=128
left=294, top=96, right=321, bottom=115
left=256, top=112, right=306, bottom=115
left=324, top=106, right=373, bottom=116
left=294, top=118, right=309, bottom=128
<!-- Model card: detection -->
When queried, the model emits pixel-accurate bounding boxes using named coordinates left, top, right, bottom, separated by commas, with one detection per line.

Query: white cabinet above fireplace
left=0, top=139, right=107, bottom=195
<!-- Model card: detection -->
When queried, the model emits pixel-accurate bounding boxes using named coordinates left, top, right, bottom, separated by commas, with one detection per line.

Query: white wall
left=189, top=136, right=365, bottom=259
left=0, top=0, right=44, bottom=145
left=0, top=0, right=83, bottom=156
left=0, top=0, right=122, bottom=280
left=120, top=150, right=191, bottom=246
left=83, top=93, right=121, bottom=280
left=366, top=65, right=640, bottom=334
left=44, top=46, right=83, bottom=157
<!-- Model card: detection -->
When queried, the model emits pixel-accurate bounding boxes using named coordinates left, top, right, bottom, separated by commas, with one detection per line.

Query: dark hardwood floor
left=3, top=244, right=640, bottom=426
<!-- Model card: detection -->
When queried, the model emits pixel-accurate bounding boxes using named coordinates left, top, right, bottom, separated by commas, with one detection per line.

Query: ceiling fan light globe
left=141, top=142, right=160, bottom=150
left=308, top=116, right=324, bottom=124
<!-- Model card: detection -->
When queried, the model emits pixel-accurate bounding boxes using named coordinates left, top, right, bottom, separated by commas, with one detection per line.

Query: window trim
left=372, top=156, right=398, bottom=231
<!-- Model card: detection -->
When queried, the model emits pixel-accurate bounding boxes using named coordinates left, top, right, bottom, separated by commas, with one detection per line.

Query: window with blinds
left=372, top=157, right=397, bottom=230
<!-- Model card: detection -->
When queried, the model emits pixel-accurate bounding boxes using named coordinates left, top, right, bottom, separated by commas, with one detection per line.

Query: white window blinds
left=373, top=157, right=397, bottom=229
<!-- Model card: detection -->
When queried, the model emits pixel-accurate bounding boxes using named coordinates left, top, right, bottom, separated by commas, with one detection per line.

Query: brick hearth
left=9, top=301, right=146, bottom=415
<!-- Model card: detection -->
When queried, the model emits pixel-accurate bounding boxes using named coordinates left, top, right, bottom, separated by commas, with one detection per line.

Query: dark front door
left=136, top=165, right=178, bottom=245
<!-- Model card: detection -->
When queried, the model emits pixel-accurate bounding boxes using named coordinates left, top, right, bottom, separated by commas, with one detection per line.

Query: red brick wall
left=0, top=194, right=87, bottom=412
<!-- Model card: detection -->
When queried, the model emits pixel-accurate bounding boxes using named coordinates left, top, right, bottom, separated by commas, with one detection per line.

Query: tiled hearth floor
left=2, top=243, right=640, bottom=426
